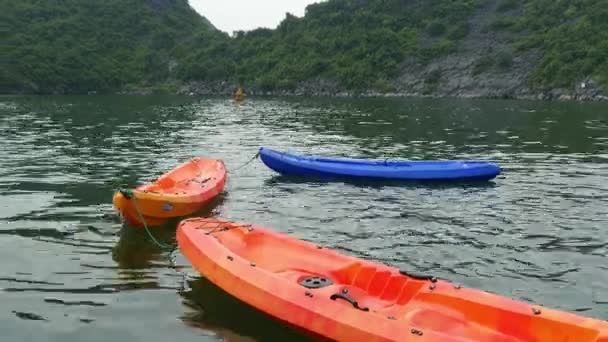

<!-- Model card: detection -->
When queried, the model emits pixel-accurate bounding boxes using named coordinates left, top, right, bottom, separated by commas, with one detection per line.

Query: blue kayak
left=258, top=147, right=502, bottom=181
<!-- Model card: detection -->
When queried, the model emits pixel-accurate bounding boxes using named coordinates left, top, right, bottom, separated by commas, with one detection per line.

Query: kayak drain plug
left=299, top=276, right=333, bottom=289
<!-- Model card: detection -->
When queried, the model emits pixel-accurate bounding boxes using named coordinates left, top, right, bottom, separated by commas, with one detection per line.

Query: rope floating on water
left=228, top=151, right=260, bottom=174
left=118, top=188, right=175, bottom=251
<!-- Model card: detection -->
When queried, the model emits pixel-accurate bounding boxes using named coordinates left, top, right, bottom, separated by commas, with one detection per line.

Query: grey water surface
left=1, top=95, right=606, bottom=341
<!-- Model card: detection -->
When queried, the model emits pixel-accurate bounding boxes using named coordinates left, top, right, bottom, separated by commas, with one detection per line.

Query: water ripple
left=1, top=96, right=607, bottom=340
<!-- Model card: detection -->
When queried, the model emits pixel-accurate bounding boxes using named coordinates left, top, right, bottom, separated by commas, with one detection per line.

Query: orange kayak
left=177, top=217, right=608, bottom=342
left=112, top=157, right=226, bottom=227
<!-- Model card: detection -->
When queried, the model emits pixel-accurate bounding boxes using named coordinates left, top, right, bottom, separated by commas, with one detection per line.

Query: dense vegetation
left=177, top=0, right=482, bottom=91
left=1, top=0, right=220, bottom=93
left=3, top=0, right=607, bottom=95
left=489, top=0, right=608, bottom=89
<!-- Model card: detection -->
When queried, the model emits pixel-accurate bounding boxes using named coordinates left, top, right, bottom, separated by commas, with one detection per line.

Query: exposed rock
left=174, top=76, right=607, bottom=101
left=172, top=0, right=606, bottom=102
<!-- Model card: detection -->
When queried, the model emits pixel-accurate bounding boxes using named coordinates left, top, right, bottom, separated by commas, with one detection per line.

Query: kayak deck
left=177, top=218, right=608, bottom=342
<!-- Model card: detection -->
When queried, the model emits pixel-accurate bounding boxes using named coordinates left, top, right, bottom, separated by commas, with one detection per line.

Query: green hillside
left=1, top=0, right=221, bottom=94
left=498, top=0, right=608, bottom=89
left=3, top=0, right=607, bottom=97
left=178, top=0, right=482, bottom=90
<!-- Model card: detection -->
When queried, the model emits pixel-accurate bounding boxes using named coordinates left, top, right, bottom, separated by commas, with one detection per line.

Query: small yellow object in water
left=233, top=86, right=246, bottom=102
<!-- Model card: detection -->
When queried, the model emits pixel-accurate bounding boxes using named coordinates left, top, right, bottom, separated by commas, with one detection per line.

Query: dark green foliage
left=427, top=20, right=447, bottom=36
left=372, top=78, right=396, bottom=92
left=2, top=0, right=217, bottom=94
left=419, top=39, right=457, bottom=63
left=3, top=0, right=607, bottom=94
left=3, top=0, right=482, bottom=93
left=492, top=0, right=608, bottom=89
left=203, top=0, right=481, bottom=90
left=497, top=0, right=521, bottom=12
left=489, top=17, right=519, bottom=32
left=447, top=23, right=470, bottom=40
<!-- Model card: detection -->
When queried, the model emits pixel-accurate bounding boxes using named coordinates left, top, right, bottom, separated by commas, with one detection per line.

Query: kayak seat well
left=141, top=159, right=215, bottom=193
left=141, top=177, right=176, bottom=192
left=208, top=226, right=496, bottom=317
left=213, top=230, right=430, bottom=312
left=317, top=264, right=603, bottom=341
left=156, top=177, right=176, bottom=189
left=329, top=263, right=425, bottom=304
left=209, top=229, right=413, bottom=299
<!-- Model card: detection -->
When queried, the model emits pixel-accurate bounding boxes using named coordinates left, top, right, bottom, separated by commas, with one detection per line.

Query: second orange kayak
left=177, top=217, right=608, bottom=342
left=112, top=157, right=226, bottom=227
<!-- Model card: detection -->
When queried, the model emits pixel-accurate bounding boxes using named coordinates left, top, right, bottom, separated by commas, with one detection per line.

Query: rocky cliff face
left=388, top=0, right=606, bottom=101
left=392, top=0, right=535, bottom=99
left=175, top=0, right=607, bottom=101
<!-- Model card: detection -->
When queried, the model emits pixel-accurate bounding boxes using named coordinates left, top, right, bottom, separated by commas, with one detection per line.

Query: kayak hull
left=259, top=147, right=502, bottom=181
left=112, top=157, right=226, bottom=228
left=177, top=217, right=608, bottom=342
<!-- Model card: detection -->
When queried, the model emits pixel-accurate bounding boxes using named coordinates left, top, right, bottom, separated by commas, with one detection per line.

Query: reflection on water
left=264, top=174, right=501, bottom=190
left=0, top=95, right=606, bottom=341
left=180, top=278, right=313, bottom=342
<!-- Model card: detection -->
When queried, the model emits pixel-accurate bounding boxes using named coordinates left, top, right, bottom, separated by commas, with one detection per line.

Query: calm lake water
left=1, top=95, right=607, bottom=341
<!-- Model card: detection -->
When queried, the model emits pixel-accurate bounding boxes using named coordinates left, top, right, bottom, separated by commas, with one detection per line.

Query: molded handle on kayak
left=399, top=270, right=438, bottom=283
left=330, top=289, right=369, bottom=312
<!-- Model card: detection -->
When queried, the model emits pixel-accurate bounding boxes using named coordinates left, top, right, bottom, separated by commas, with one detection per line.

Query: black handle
left=399, top=270, right=437, bottom=283
left=330, top=289, right=369, bottom=312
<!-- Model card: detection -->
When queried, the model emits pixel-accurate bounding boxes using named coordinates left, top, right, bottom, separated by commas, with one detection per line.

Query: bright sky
left=189, top=0, right=320, bottom=33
